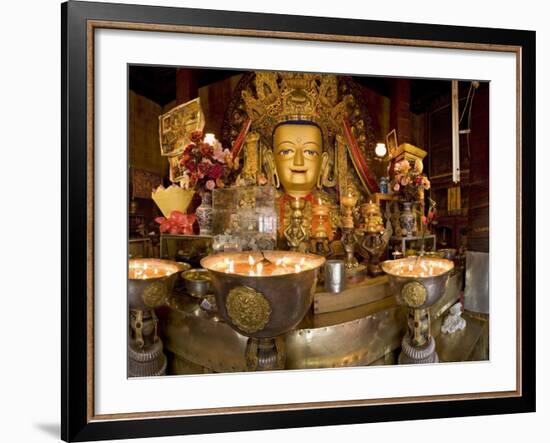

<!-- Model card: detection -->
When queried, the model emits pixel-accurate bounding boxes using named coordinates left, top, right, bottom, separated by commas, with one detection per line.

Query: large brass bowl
left=201, top=251, right=325, bottom=338
left=128, top=259, right=180, bottom=310
left=381, top=256, right=454, bottom=309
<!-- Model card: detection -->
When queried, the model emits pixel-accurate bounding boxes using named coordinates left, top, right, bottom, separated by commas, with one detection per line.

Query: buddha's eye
left=278, top=148, right=293, bottom=156
left=304, top=149, right=318, bottom=157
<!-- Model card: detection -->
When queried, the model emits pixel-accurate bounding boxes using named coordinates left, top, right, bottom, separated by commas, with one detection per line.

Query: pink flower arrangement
left=390, top=159, right=431, bottom=202
left=178, top=131, right=236, bottom=192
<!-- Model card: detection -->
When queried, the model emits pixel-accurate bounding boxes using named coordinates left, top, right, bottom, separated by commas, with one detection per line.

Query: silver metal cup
left=324, top=259, right=346, bottom=293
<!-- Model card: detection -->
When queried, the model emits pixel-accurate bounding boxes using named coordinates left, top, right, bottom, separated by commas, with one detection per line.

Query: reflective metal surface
left=201, top=251, right=325, bottom=338
left=182, top=269, right=212, bottom=298
left=464, top=251, right=489, bottom=314
left=162, top=293, right=406, bottom=372
left=162, top=272, right=464, bottom=373
left=128, top=258, right=180, bottom=310
left=324, top=260, right=346, bottom=293
left=381, top=257, right=454, bottom=309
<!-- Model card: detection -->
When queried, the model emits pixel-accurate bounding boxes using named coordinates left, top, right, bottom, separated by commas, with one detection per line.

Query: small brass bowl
left=176, top=262, right=192, bottom=272
left=182, top=269, right=212, bottom=298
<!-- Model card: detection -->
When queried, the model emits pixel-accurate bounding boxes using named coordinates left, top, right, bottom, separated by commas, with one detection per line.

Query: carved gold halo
left=220, top=73, right=376, bottom=192
left=401, top=281, right=427, bottom=308
left=142, top=281, right=168, bottom=308
left=226, top=286, right=272, bottom=334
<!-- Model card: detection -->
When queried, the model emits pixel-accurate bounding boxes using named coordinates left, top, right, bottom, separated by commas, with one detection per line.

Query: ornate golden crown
left=242, top=72, right=348, bottom=144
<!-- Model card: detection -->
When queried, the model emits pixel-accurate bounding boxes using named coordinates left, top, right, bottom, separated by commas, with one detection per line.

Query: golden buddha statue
left=272, top=122, right=326, bottom=199
left=241, top=72, right=351, bottom=249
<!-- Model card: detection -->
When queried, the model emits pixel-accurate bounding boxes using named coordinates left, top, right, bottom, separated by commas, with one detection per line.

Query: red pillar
left=175, top=69, right=198, bottom=105
left=390, top=79, right=412, bottom=144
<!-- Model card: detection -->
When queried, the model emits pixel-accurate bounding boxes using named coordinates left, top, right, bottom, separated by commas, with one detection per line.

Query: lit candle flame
left=257, top=262, right=263, bottom=275
left=248, top=255, right=255, bottom=266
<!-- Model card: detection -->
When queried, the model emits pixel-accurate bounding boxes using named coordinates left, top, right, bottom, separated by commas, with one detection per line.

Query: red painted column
left=175, top=69, right=198, bottom=105
left=390, top=79, right=412, bottom=144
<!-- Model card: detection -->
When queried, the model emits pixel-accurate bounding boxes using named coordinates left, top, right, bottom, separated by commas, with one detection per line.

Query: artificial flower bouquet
left=390, top=158, right=431, bottom=202
left=178, top=131, right=236, bottom=192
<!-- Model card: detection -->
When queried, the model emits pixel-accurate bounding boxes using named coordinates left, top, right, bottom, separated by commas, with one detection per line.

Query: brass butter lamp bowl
left=128, top=258, right=181, bottom=377
left=381, top=256, right=454, bottom=364
left=201, top=251, right=325, bottom=370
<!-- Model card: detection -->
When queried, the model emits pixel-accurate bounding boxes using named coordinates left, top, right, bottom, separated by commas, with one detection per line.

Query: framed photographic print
left=62, top=1, right=536, bottom=441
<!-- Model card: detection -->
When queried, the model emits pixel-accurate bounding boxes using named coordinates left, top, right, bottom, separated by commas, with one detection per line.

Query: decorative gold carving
left=284, top=198, right=308, bottom=252
left=130, top=309, right=144, bottom=348
left=226, top=286, right=272, bottom=334
left=242, top=72, right=347, bottom=146
left=142, top=281, right=168, bottom=308
left=239, top=132, right=261, bottom=185
left=158, top=98, right=205, bottom=184
left=159, top=98, right=205, bottom=157
left=401, top=281, right=427, bottom=308
left=220, top=73, right=377, bottom=202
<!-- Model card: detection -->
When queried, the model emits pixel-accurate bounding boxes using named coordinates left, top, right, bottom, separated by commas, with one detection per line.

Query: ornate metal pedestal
left=340, top=192, right=359, bottom=271
left=128, top=258, right=180, bottom=377
left=399, top=308, right=438, bottom=364
left=128, top=309, right=167, bottom=376
left=381, top=256, right=454, bottom=364
left=201, top=251, right=325, bottom=371
left=245, top=337, right=285, bottom=371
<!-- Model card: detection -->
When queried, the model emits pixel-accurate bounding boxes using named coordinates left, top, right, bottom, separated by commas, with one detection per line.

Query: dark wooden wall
left=466, top=86, right=489, bottom=252
left=426, top=82, right=489, bottom=252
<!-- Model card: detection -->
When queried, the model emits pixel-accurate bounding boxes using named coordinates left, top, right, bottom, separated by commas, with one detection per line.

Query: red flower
left=185, top=159, right=196, bottom=172
left=198, top=160, right=211, bottom=174
left=199, top=143, right=213, bottom=157
left=207, top=163, right=223, bottom=179
left=179, top=153, right=191, bottom=166
left=190, top=131, right=203, bottom=144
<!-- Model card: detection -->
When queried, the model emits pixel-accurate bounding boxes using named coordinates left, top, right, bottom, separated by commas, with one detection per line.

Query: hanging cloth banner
left=230, top=117, right=252, bottom=159
left=341, top=118, right=379, bottom=195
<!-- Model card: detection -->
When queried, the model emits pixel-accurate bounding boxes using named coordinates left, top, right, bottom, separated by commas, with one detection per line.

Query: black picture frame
left=62, top=1, right=536, bottom=441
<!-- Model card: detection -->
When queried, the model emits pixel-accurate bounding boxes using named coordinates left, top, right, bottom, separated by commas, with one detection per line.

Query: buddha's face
left=273, top=123, right=326, bottom=198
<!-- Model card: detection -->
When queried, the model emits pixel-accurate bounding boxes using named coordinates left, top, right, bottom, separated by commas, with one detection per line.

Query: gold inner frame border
left=85, top=19, right=523, bottom=423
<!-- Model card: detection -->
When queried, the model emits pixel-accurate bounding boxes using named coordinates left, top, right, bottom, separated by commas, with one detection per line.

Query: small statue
left=441, top=302, right=467, bottom=334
